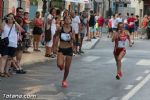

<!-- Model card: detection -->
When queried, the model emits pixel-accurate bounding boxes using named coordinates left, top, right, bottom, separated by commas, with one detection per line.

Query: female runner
left=55, top=16, right=74, bottom=87
left=112, top=22, right=132, bottom=80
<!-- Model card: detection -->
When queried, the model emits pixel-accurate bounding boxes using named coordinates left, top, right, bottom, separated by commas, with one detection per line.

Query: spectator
left=141, top=15, right=148, bottom=39
left=45, top=8, right=56, bottom=58
left=97, top=15, right=105, bottom=37
left=0, top=13, right=23, bottom=77
left=88, top=11, right=96, bottom=40
left=134, top=15, right=139, bottom=38
left=32, top=11, right=43, bottom=52
left=107, top=16, right=113, bottom=38
left=127, top=13, right=136, bottom=44
left=71, top=11, right=81, bottom=54
left=13, top=7, right=26, bottom=74
left=147, top=16, right=150, bottom=39
left=112, top=14, right=117, bottom=32
left=79, top=11, right=88, bottom=53
left=23, top=12, right=31, bottom=53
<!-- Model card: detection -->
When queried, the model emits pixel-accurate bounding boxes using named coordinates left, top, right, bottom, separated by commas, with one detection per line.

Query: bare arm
left=14, top=21, right=24, bottom=32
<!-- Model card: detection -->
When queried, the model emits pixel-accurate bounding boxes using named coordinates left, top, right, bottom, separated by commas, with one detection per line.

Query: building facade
left=130, top=0, right=143, bottom=17
left=144, top=0, right=150, bottom=15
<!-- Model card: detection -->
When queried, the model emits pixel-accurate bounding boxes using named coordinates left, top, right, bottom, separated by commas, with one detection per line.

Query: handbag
left=0, top=24, right=13, bottom=47
left=44, top=14, right=54, bottom=42
left=45, top=27, right=51, bottom=42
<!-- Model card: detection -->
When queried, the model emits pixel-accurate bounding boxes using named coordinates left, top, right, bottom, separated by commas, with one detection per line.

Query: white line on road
left=144, top=70, right=150, bottom=74
left=106, top=58, right=126, bottom=64
left=135, top=76, right=143, bottom=81
left=136, top=59, right=150, bottom=66
left=82, top=56, right=100, bottom=62
left=124, top=85, right=134, bottom=90
left=121, top=74, right=150, bottom=100
left=110, top=97, right=119, bottom=100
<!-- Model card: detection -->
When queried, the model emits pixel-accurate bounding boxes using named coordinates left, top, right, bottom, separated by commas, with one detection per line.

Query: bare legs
left=57, top=52, right=72, bottom=87
left=114, top=51, right=126, bottom=79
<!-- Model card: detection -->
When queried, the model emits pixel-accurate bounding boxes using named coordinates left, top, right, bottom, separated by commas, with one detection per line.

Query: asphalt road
left=1, top=36, right=150, bottom=100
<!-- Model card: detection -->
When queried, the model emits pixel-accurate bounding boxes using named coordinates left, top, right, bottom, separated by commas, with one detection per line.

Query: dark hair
left=117, top=22, right=123, bottom=31
left=113, top=14, right=115, bottom=17
left=119, top=13, right=121, bottom=16
left=64, top=16, right=72, bottom=22
left=24, top=12, right=29, bottom=16
left=127, top=13, right=129, bottom=16
left=136, top=15, right=139, bottom=18
left=16, top=7, right=23, bottom=13
left=131, top=13, right=134, bottom=16
left=90, top=11, right=94, bottom=14
left=56, top=9, right=61, bottom=16
left=5, top=13, right=14, bottom=23
left=36, top=11, right=40, bottom=15
left=50, top=8, right=55, bottom=14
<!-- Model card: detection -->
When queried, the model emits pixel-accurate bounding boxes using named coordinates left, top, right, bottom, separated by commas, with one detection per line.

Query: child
left=23, top=12, right=31, bottom=53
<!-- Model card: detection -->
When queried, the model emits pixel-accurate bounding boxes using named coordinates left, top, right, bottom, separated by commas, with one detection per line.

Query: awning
left=65, top=0, right=89, bottom=3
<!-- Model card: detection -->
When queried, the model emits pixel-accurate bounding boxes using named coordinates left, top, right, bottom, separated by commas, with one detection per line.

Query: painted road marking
left=144, top=70, right=150, bottom=74
left=106, top=58, right=126, bottom=64
left=82, top=56, right=100, bottom=62
left=121, top=74, right=150, bottom=100
left=110, top=97, right=119, bottom=100
left=136, top=59, right=150, bottom=66
left=124, top=85, right=134, bottom=90
left=135, top=76, right=143, bottom=81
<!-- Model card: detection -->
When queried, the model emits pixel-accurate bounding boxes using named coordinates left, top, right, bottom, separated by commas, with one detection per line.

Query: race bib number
left=61, top=33, right=71, bottom=41
left=129, top=22, right=134, bottom=25
left=118, top=40, right=126, bottom=48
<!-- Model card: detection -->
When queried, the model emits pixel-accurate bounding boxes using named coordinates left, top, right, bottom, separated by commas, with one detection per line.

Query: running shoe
left=62, top=80, right=68, bottom=88
left=116, top=74, right=120, bottom=80
left=118, top=72, right=123, bottom=77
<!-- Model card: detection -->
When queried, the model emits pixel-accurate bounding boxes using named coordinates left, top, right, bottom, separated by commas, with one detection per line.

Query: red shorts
left=114, top=48, right=126, bottom=56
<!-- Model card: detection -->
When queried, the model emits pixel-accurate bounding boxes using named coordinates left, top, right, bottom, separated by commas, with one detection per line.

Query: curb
left=21, top=39, right=100, bottom=66
left=91, top=38, right=100, bottom=49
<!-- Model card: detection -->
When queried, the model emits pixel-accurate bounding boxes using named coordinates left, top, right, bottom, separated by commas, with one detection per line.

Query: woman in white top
left=45, top=8, right=57, bottom=58
left=0, top=13, right=23, bottom=77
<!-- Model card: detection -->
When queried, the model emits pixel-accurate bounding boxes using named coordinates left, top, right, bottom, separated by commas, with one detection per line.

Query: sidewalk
left=21, top=38, right=100, bottom=66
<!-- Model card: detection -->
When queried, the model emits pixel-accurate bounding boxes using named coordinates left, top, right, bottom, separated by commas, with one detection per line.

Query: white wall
left=130, top=0, right=144, bottom=17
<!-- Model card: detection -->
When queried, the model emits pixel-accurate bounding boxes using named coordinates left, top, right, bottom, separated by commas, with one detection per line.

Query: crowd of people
left=0, top=6, right=150, bottom=87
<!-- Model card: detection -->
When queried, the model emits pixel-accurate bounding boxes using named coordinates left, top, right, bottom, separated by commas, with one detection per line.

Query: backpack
left=89, top=15, right=96, bottom=27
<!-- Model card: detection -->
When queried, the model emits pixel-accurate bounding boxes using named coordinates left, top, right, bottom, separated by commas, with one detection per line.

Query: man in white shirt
left=116, top=13, right=123, bottom=23
left=71, top=11, right=81, bottom=54
left=112, top=14, right=117, bottom=32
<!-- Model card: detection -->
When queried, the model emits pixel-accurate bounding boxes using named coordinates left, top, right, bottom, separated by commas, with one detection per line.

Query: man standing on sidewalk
left=88, top=11, right=96, bottom=40
left=71, top=11, right=81, bottom=54
left=97, top=15, right=104, bottom=38
left=12, top=7, right=26, bottom=74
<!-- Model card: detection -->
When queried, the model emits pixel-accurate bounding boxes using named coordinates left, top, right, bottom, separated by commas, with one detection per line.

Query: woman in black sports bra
left=55, top=16, right=74, bottom=88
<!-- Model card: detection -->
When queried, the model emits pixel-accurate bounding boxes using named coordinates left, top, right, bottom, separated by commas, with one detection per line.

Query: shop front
left=0, top=0, right=3, bottom=18
left=144, top=0, right=150, bottom=15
